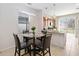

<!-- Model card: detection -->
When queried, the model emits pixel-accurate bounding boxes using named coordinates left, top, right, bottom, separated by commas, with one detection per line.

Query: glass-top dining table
left=18, top=32, right=45, bottom=56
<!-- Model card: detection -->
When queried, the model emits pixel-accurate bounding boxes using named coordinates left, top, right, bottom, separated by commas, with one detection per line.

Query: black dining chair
left=13, top=33, right=31, bottom=56
left=35, top=34, right=52, bottom=56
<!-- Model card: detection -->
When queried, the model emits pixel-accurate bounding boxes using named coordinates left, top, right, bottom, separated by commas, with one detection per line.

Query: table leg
left=33, top=37, right=36, bottom=56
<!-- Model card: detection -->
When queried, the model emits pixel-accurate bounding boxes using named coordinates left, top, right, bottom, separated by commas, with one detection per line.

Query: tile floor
left=0, top=33, right=79, bottom=56
left=0, top=46, right=65, bottom=56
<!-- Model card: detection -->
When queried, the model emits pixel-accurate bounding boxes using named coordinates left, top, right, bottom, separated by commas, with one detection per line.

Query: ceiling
left=25, top=3, right=79, bottom=16
left=25, top=3, right=79, bottom=10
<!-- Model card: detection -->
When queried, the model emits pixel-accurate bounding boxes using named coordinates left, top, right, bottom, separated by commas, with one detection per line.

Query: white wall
left=0, top=3, right=42, bottom=51
left=0, top=4, right=18, bottom=51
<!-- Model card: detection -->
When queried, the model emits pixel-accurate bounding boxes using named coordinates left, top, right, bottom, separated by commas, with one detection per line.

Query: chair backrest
left=13, top=33, right=21, bottom=49
left=42, top=34, right=52, bottom=50
left=23, top=30, right=29, bottom=33
left=41, top=30, right=47, bottom=34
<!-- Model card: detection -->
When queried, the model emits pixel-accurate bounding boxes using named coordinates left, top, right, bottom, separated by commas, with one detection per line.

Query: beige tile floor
left=0, top=46, right=65, bottom=56
left=0, top=45, right=79, bottom=56
left=0, top=33, right=79, bottom=56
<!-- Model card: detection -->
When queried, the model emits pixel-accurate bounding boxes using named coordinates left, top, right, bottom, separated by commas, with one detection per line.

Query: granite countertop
left=47, top=29, right=65, bottom=34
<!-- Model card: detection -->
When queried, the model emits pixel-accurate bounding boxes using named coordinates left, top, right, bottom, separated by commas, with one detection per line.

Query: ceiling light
left=52, top=3, right=57, bottom=20
left=75, top=3, right=79, bottom=9
left=27, top=3, right=32, bottom=5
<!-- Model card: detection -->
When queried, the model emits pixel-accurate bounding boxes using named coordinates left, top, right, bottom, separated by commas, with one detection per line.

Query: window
left=18, top=16, right=29, bottom=33
left=18, top=16, right=28, bottom=24
left=58, top=15, right=76, bottom=33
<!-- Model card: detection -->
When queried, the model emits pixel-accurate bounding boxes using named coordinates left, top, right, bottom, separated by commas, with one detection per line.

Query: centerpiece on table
left=31, top=26, right=36, bottom=34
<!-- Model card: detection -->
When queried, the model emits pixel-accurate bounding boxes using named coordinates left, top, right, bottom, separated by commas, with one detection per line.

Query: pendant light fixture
left=52, top=3, right=56, bottom=20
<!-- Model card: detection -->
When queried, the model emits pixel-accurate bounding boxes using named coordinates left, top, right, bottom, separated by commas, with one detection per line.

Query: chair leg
left=18, top=50, right=20, bottom=56
left=25, top=48, right=26, bottom=54
left=14, top=47, right=17, bottom=56
left=29, top=46, right=31, bottom=56
left=49, top=48, right=51, bottom=56
left=42, top=50, right=44, bottom=56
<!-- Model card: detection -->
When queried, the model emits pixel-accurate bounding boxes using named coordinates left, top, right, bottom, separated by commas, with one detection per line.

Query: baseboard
left=0, top=45, right=15, bottom=52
